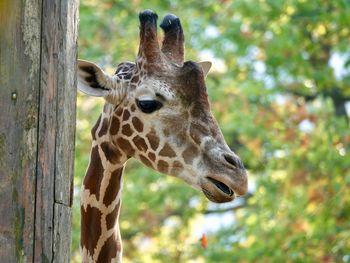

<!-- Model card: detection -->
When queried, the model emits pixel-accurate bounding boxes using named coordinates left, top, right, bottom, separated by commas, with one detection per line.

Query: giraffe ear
left=198, top=61, right=212, bottom=77
left=77, top=59, right=111, bottom=97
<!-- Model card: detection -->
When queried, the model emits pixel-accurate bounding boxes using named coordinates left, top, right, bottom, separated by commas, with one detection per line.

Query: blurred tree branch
left=203, top=193, right=253, bottom=214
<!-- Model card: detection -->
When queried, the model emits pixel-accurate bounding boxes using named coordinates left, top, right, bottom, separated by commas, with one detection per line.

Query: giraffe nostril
left=224, top=154, right=244, bottom=170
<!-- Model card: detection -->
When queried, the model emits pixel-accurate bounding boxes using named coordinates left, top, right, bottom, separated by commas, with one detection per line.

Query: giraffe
left=77, top=10, right=248, bottom=263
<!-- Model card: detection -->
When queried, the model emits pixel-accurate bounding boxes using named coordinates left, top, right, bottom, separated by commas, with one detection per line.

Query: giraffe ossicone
left=78, top=9, right=248, bottom=263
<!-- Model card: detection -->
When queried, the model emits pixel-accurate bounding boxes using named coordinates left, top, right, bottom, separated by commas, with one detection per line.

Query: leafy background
left=73, top=0, right=350, bottom=262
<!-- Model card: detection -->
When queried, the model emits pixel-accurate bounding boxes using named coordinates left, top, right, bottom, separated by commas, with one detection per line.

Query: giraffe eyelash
left=155, top=92, right=167, bottom=101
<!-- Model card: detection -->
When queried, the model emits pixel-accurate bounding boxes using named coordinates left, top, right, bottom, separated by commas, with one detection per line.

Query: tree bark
left=0, top=0, right=78, bottom=262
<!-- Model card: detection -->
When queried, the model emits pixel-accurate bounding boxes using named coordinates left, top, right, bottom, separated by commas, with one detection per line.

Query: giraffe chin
left=200, top=177, right=236, bottom=203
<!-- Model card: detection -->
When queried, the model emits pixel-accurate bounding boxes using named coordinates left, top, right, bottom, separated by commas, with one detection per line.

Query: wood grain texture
left=0, top=0, right=41, bottom=262
left=34, top=0, right=78, bottom=262
left=0, top=0, right=78, bottom=262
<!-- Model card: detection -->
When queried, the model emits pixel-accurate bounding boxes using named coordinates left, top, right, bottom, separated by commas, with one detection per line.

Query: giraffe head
left=78, top=10, right=247, bottom=203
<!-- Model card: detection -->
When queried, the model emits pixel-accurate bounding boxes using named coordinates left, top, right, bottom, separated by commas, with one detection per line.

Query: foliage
left=73, top=0, right=350, bottom=262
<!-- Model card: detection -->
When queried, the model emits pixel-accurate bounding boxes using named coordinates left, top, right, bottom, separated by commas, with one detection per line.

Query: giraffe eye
left=136, top=99, right=163, bottom=113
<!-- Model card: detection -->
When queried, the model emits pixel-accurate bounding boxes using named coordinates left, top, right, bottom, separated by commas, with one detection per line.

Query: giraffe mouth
left=207, top=177, right=234, bottom=196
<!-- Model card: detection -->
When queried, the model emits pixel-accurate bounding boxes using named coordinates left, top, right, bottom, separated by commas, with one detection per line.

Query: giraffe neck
left=80, top=107, right=128, bottom=263
left=80, top=63, right=146, bottom=263
left=81, top=167, right=124, bottom=262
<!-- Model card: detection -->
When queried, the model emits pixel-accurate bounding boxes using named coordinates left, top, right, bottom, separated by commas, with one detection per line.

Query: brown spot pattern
left=159, top=143, right=176, bottom=158
left=146, top=129, right=159, bottom=151
left=132, top=117, right=143, bottom=133
left=96, top=234, right=119, bottom=263
left=132, top=135, right=148, bottom=152
left=91, top=115, right=102, bottom=140
left=121, top=124, right=133, bottom=137
left=84, top=146, right=104, bottom=201
left=131, top=75, right=139, bottom=84
left=122, top=110, right=130, bottom=121
left=106, top=202, right=121, bottom=230
left=115, top=107, right=123, bottom=116
left=117, top=137, right=135, bottom=156
left=110, top=116, right=120, bottom=135
left=130, top=104, right=136, bottom=112
left=103, top=168, right=123, bottom=206
left=100, top=142, right=121, bottom=164
left=182, top=144, right=199, bottom=165
left=189, top=125, right=201, bottom=145
left=157, top=160, right=169, bottom=174
left=171, top=161, right=184, bottom=175
left=163, top=128, right=170, bottom=137
left=148, top=152, right=156, bottom=162
left=81, top=206, right=102, bottom=256
left=98, top=117, right=109, bottom=137
left=139, top=155, right=153, bottom=168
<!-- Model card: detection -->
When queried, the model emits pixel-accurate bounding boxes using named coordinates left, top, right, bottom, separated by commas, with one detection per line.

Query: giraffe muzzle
left=207, top=177, right=234, bottom=196
left=200, top=176, right=236, bottom=203
left=200, top=170, right=248, bottom=203
left=199, top=152, right=248, bottom=203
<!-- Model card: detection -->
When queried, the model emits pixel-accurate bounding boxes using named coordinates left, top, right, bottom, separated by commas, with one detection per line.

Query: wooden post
left=0, top=0, right=78, bottom=262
